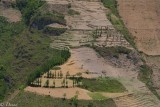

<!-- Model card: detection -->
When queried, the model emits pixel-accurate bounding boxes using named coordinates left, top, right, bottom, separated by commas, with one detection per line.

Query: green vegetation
left=31, top=11, right=66, bottom=30
left=27, top=49, right=70, bottom=85
left=138, top=65, right=152, bottom=83
left=16, top=0, right=45, bottom=25
left=80, top=78, right=126, bottom=93
left=10, top=91, right=117, bottom=107
left=101, top=0, right=118, bottom=15
left=101, top=0, right=136, bottom=48
left=52, top=66, right=61, bottom=70
left=68, top=9, right=80, bottom=16
left=93, top=46, right=132, bottom=59
left=88, top=92, right=107, bottom=100
left=43, top=26, right=67, bottom=35
left=0, top=0, right=70, bottom=101
left=138, top=64, right=160, bottom=99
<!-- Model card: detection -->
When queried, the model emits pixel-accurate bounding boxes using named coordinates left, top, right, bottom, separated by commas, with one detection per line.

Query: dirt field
left=0, top=6, right=21, bottom=22
left=25, top=86, right=92, bottom=100
left=118, top=0, right=160, bottom=55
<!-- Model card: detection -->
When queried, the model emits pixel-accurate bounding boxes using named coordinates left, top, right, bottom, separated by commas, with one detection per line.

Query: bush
left=43, top=26, right=67, bottom=35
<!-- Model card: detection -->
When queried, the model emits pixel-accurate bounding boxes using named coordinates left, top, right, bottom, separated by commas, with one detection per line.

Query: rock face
left=118, top=0, right=160, bottom=55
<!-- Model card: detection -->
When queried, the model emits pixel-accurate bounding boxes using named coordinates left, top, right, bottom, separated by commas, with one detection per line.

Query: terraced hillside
left=1, top=0, right=160, bottom=107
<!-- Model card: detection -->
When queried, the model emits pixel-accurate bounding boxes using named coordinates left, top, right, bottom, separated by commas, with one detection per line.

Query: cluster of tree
left=16, top=0, right=45, bottom=25
left=27, top=48, right=70, bottom=85
left=71, top=76, right=83, bottom=87
left=30, top=78, right=41, bottom=87
left=46, top=70, right=63, bottom=79
left=43, top=26, right=67, bottom=36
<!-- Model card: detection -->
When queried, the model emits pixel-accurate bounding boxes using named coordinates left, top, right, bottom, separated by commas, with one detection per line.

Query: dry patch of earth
left=118, top=0, right=160, bottom=55
left=0, top=6, right=21, bottom=22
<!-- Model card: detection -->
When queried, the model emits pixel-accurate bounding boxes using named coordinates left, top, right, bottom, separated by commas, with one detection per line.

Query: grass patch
left=80, top=77, right=126, bottom=93
left=10, top=91, right=117, bottom=107
left=88, top=92, right=107, bottom=100
left=52, top=66, right=61, bottom=70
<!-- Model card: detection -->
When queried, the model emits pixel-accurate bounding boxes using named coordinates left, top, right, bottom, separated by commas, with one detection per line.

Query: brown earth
left=118, top=0, right=160, bottom=55
left=0, top=6, right=21, bottom=22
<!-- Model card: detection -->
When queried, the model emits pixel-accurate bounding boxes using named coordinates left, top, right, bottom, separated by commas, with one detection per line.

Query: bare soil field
left=118, top=0, right=160, bottom=55
left=0, top=6, right=21, bottom=22
left=25, top=86, right=92, bottom=100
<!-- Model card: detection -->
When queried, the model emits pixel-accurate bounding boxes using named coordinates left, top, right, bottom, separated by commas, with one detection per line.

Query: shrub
left=43, top=26, right=67, bottom=35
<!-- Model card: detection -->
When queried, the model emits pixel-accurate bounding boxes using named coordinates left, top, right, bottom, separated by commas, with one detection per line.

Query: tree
left=44, top=79, right=49, bottom=88
left=47, top=72, right=49, bottom=78
left=58, top=71, right=60, bottom=79
left=60, top=70, right=63, bottom=79
left=52, top=73, right=54, bottom=79
left=55, top=70, right=57, bottom=79
left=61, top=79, right=65, bottom=88
left=63, top=93, right=66, bottom=100
left=66, top=80, right=68, bottom=88
left=53, top=80, right=55, bottom=88
left=66, top=71, right=70, bottom=79
left=39, top=78, right=41, bottom=87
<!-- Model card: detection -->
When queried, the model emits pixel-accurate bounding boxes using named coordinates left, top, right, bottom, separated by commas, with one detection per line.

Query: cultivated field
left=118, top=0, right=160, bottom=55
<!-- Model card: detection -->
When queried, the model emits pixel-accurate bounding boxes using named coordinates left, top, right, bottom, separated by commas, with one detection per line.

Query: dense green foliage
left=10, top=91, right=117, bottom=107
left=0, top=66, right=7, bottom=100
left=43, top=26, right=67, bottom=35
left=80, top=78, right=126, bottom=92
left=101, top=0, right=118, bottom=15
left=0, top=0, right=70, bottom=101
left=27, top=49, right=70, bottom=85
left=0, top=16, right=25, bottom=101
left=16, top=0, right=45, bottom=25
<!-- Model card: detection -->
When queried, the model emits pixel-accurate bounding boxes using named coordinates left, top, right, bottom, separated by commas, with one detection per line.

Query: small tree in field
left=39, top=78, right=42, bottom=87
left=55, top=70, right=57, bottom=79
left=63, top=93, right=66, bottom=100
left=53, top=80, right=55, bottom=88
left=44, top=79, right=49, bottom=88
left=60, top=70, right=63, bottom=79
left=66, top=80, right=68, bottom=88
left=58, top=71, right=60, bottom=79
left=47, top=72, right=49, bottom=78
left=66, top=71, right=70, bottom=79
left=52, top=73, right=55, bottom=79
